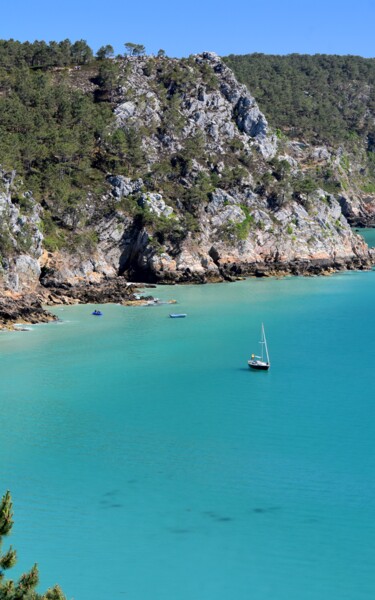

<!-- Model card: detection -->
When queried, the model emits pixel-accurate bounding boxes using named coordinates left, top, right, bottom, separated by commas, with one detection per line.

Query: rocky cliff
left=0, top=51, right=373, bottom=324
left=224, top=53, right=375, bottom=228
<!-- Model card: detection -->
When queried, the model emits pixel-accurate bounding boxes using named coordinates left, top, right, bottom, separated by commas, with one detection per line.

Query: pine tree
left=96, top=45, right=114, bottom=60
left=0, top=491, right=66, bottom=600
left=124, top=42, right=146, bottom=56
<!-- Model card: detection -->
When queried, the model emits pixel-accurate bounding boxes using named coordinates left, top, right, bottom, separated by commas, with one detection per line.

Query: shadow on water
left=252, top=506, right=282, bottom=515
left=99, top=502, right=124, bottom=510
left=202, top=511, right=233, bottom=522
left=167, top=528, right=191, bottom=535
left=103, top=489, right=121, bottom=497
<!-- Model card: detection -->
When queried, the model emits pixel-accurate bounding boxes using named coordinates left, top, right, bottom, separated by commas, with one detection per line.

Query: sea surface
left=356, top=227, right=375, bottom=247
left=1, top=272, right=375, bottom=600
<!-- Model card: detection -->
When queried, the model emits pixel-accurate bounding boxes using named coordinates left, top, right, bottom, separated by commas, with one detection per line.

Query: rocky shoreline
left=136, top=252, right=375, bottom=284
left=215, top=254, right=374, bottom=282
left=0, top=292, right=56, bottom=330
left=1, top=53, right=375, bottom=331
left=1, top=253, right=373, bottom=330
left=40, top=277, right=143, bottom=306
left=0, top=277, right=153, bottom=330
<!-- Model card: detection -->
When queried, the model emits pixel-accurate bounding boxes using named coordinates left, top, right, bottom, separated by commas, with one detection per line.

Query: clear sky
left=2, top=0, right=375, bottom=58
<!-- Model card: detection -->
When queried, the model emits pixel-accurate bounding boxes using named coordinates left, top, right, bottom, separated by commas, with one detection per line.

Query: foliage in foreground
left=0, top=491, right=65, bottom=600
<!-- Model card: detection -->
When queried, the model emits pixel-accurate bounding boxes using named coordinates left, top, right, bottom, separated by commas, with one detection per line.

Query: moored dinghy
left=169, top=313, right=187, bottom=318
left=248, top=323, right=270, bottom=370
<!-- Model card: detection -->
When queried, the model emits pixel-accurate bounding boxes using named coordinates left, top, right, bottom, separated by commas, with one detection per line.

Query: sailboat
left=248, top=323, right=270, bottom=370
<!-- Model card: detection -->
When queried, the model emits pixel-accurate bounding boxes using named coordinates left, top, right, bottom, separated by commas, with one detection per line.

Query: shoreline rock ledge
left=0, top=292, right=56, bottom=330
left=1, top=250, right=374, bottom=331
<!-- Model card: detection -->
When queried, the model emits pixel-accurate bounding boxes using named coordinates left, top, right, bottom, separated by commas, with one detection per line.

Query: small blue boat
left=92, top=310, right=103, bottom=316
left=169, top=313, right=187, bottom=318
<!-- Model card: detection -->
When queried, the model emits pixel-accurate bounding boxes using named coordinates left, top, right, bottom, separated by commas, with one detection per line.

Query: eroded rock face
left=113, top=52, right=277, bottom=161
left=5, top=255, right=41, bottom=292
left=107, top=175, right=144, bottom=199
left=52, top=54, right=371, bottom=285
left=138, top=193, right=174, bottom=218
left=101, top=178, right=371, bottom=284
left=0, top=172, right=43, bottom=293
left=201, top=52, right=277, bottom=158
left=0, top=53, right=374, bottom=327
left=338, top=194, right=375, bottom=227
left=0, top=292, right=56, bottom=328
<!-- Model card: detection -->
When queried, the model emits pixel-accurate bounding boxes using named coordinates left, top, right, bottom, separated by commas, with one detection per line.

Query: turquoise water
left=1, top=273, right=375, bottom=600
left=355, top=227, right=375, bottom=247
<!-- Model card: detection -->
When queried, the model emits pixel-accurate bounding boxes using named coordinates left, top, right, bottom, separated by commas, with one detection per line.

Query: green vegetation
left=0, top=224, right=14, bottom=262
left=293, top=176, right=318, bottom=197
left=224, top=53, right=375, bottom=146
left=96, top=45, right=114, bottom=60
left=0, top=39, right=93, bottom=69
left=361, top=182, right=375, bottom=193
left=0, top=62, right=114, bottom=228
left=0, top=490, right=65, bottom=599
left=183, top=172, right=213, bottom=215
left=0, top=40, right=127, bottom=247
left=124, top=43, right=146, bottom=56
left=97, top=60, right=121, bottom=101
left=0, top=40, right=252, bottom=254
left=2, top=38, right=374, bottom=260
left=224, top=53, right=375, bottom=202
left=233, top=206, right=255, bottom=240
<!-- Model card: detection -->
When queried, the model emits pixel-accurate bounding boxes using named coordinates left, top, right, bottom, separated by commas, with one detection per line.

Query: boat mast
left=260, top=325, right=264, bottom=361
left=262, top=323, right=270, bottom=365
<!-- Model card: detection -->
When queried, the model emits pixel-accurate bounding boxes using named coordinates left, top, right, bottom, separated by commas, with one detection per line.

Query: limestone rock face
left=102, top=178, right=370, bottom=283
left=200, top=52, right=277, bottom=158
left=281, top=141, right=375, bottom=228
left=6, top=255, right=41, bottom=292
left=0, top=171, right=44, bottom=293
left=138, top=193, right=174, bottom=218
left=0, top=53, right=373, bottom=304
left=113, top=52, right=277, bottom=161
left=107, top=175, right=144, bottom=199
left=338, top=194, right=375, bottom=227
left=210, top=204, right=246, bottom=228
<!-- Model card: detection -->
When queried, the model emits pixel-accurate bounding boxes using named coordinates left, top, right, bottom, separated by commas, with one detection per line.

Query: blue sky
left=2, top=0, right=374, bottom=58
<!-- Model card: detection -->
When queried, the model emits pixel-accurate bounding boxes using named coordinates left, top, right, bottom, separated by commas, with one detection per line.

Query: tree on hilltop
left=70, top=39, right=93, bottom=64
left=0, top=490, right=66, bottom=600
left=124, top=42, right=146, bottom=56
left=96, top=44, right=114, bottom=60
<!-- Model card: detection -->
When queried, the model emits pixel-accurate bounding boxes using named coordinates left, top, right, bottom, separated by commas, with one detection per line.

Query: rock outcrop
left=114, top=52, right=277, bottom=162
left=0, top=53, right=374, bottom=327
left=0, top=171, right=43, bottom=293
left=0, top=292, right=56, bottom=329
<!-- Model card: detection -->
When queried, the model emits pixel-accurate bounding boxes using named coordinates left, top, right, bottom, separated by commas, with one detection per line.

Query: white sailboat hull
left=248, top=360, right=270, bottom=371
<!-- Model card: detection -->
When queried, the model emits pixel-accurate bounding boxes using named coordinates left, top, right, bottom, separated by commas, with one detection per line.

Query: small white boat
left=248, top=323, right=270, bottom=371
left=169, top=313, right=187, bottom=318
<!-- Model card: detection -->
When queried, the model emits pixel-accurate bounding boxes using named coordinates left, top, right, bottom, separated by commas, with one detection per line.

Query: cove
left=1, top=272, right=375, bottom=600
